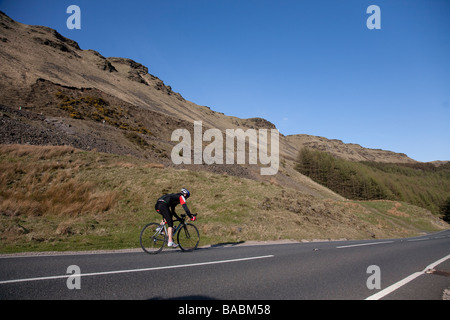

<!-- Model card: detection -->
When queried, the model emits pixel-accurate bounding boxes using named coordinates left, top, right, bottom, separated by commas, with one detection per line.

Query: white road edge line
left=0, top=255, right=274, bottom=285
left=407, top=238, right=429, bottom=242
left=365, top=254, right=450, bottom=300
left=336, top=241, right=394, bottom=249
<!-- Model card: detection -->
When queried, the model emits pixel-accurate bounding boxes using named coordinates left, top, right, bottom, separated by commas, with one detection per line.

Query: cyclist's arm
left=179, top=195, right=193, bottom=218
left=182, top=203, right=192, bottom=217
left=170, top=204, right=182, bottom=221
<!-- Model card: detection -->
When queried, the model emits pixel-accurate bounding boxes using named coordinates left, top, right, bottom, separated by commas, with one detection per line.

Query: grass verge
left=1, top=145, right=447, bottom=253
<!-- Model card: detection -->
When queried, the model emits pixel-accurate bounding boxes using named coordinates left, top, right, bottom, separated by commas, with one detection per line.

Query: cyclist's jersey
left=157, top=193, right=192, bottom=217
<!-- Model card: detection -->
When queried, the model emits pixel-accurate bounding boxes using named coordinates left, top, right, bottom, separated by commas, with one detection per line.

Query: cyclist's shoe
left=168, top=242, right=179, bottom=248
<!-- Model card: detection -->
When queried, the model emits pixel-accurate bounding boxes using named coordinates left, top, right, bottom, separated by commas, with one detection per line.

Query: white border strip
left=0, top=255, right=274, bottom=285
left=336, top=241, right=394, bottom=249
left=407, top=238, right=429, bottom=242
left=365, top=254, right=450, bottom=300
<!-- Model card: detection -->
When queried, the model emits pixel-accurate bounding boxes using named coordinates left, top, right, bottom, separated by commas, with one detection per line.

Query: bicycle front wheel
left=140, top=223, right=166, bottom=254
left=177, top=223, right=200, bottom=252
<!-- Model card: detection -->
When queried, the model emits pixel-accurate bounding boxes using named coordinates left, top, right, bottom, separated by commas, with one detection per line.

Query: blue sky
left=1, top=0, right=449, bottom=162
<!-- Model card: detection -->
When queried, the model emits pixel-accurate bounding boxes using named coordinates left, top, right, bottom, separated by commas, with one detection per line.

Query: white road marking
left=407, top=238, right=429, bottom=242
left=365, top=254, right=450, bottom=300
left=336, top=241, right=394, bottom=249
left=0, top=255, right=274, bottom=285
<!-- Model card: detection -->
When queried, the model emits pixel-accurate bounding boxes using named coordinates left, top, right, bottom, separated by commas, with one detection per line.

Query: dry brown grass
left=0, top=144, right=78, bottom=159
left=0, top=144, right=118, bottom=217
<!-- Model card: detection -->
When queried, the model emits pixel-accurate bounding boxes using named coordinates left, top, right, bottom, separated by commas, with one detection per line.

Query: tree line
left=295, top=148, right=450, bottom=217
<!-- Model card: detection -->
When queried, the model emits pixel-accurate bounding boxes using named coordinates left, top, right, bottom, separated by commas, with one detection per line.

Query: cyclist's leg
left=156, top=203, right=176, bottom=246
left=155, top=204, right=165, bottom=231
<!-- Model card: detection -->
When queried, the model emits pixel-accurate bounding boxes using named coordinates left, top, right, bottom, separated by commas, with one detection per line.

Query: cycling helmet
left=181, top=188, right=190, bottom=199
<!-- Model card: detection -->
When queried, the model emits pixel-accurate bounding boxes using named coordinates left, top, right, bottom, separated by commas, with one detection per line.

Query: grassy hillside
left=0, top=145, right=447, bottom=253
left=295, top=148, right=450, bottom=216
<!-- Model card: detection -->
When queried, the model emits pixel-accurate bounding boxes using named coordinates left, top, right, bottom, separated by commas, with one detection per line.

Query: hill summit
left=0, top=11, right=417, bottom=173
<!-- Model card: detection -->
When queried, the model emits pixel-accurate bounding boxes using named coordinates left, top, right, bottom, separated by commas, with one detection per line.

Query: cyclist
left=155, top=188, right=196, bottom=248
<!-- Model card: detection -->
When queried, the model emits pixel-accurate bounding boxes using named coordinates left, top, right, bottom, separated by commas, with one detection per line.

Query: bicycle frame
left=160, top=219, right=184, bottom=238
left=158, top=214, right=191, bottom=241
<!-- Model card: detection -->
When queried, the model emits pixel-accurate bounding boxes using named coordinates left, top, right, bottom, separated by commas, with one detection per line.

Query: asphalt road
left=1, top=230, right=449, bottom=300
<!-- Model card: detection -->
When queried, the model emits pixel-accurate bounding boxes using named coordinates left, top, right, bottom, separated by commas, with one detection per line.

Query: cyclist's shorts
left=155, top=201, right=173, bottom=227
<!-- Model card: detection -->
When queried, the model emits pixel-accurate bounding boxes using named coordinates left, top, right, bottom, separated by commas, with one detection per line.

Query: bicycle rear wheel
left=140, top=223, right=166, bottom=254
left=177, top=223, right=200, bottom=252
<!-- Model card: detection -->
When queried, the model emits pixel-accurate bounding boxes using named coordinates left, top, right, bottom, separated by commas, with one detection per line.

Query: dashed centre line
left=336, top=241, right=394, bottom=249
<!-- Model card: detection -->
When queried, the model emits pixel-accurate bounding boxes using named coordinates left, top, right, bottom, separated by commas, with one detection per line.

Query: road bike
left=140, top=213, right=199, bottom=254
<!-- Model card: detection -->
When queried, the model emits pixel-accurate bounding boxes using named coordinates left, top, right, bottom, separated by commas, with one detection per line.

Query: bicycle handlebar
left=179, top=213, right=197, bottom=221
